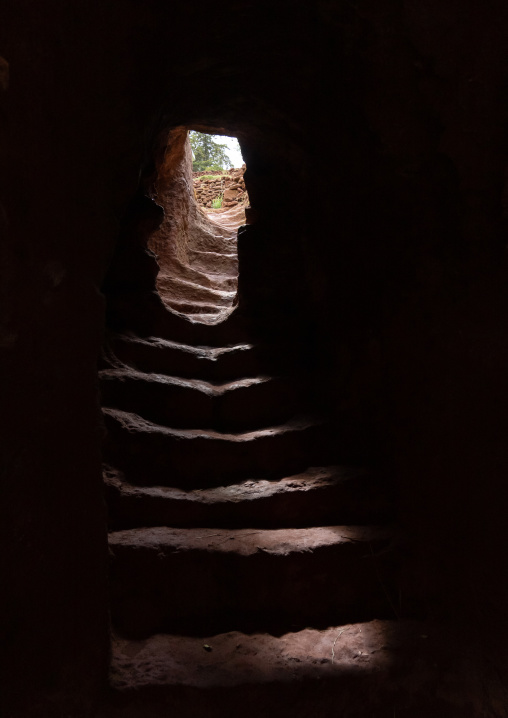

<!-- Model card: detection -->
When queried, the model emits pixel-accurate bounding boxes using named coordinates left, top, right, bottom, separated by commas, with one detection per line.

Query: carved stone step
left=100, top=369, right=298, bottom=431
left=156, top=275, right=236, bottom=307
left=99, top=620, right=456, bottom=718
left=159, top=258, right=237, bottom=292
left=102, top=409, right=340, bottom=488
left=104, top=465, right=394, bottom=530
left=188, top=249, right=238, bottom=276
left=106, top=334, right=264, bottom=381
left=166, top=300, right=225, bottom=315
left=109, top=525, right=397, bottom=638
left=107, top=291, right=248, bottom=347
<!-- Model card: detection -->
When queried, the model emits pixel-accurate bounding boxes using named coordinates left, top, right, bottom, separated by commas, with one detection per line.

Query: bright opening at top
left=189, top=131, right=244, bottom=172
left=190, top=131, right=249, bottom=216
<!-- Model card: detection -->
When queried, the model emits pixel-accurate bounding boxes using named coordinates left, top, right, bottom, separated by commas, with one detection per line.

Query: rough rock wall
left=146, top=128, right=238, bottom=317
left=3, top=1, right=508, bottom=716
left=0, top=3, right=160, bottom=716
left=193, top=166, right=248, bottom=209
left=307, top=4, right=508, bottom=686
left=148, top=130, right=233, bottom=263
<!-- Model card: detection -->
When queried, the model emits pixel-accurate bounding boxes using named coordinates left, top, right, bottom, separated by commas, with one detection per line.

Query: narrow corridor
left=96, top=230, right=432, bottom=717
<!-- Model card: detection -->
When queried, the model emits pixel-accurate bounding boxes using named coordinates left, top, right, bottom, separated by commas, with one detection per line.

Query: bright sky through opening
left=221, top=135, right=244, bottom=168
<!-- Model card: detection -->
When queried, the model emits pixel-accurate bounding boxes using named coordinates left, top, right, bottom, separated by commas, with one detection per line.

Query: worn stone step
left=154, top=304, right=248, bottom=342
left=156, top=275, right=236, bottom=307
left=167, top=299, right=225, bottom=315
left=183, top=311, right=237, bottom=324
left=100, top=368, right=298, bottom=431
left=104, top=465, right=394, bottom=531
left=163, top=304, right=237, bottom=327
left=188, top=249, right=239, bottom=276
left=107, top=291, right=248, bottom=347
left=187, top=231, right=237, bottom=256
left=109, top=525, right=398, bottom=638
left=102, top=409, right=340, bottom=488
left=106, top=334, right=265, bottom=381
left=99, top=621, right=459, bottom=718
left=160, top=258, right=237, bottom=292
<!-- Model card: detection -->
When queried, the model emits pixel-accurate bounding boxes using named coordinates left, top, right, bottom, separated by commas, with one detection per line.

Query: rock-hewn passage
left=193, top=166, right=248, bottom=210
left=100, top=620, right=468, bottom=718
left=147, top=133, right=245, bottom=325
left=99, top=246, right=412, bottom=717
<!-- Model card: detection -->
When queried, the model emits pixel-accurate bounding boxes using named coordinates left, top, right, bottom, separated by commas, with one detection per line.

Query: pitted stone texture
left=104, top=465, right=393, bottom=530
left=100, top=621, right=478, bottom=718
left=109, top=525, right=397, bottom=637
left=102, top=408, right=339, bottom=488
left=193, top=166, right=248, bottom=212
left=147, top=131, right=240, bottom=322
left=107, top=334, right=264, bottom=380
left=100, top=366, right=297, bottom=431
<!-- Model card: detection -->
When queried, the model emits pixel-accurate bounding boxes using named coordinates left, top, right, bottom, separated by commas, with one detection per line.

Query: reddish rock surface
left=104, top=465, right=393, bottom=531
left=193, top=165, right=249, bottom=209
left=101, top=620, right=491, bottom=718
left=147, top=130, right=247, bottom=324
left=4, top=2, right=508, bottom=717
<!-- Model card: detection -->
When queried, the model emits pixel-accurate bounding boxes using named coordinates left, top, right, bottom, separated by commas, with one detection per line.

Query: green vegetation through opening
left=189, top=131, right=242, bottom=173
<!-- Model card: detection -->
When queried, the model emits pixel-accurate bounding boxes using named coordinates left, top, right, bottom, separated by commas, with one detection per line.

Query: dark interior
left=3, top=2, right=508, bottom=716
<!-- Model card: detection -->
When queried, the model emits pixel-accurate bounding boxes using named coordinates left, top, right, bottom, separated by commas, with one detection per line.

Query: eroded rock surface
left=147, top=130, right=246, bottom=324
left=193, top=165, right=249, bottom=209
left=100, top=255, right=403, bottom=714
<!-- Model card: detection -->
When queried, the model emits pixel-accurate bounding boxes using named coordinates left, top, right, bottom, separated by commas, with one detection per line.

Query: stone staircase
left=152, top=205, right=240, bottom=323
left=98, top=294, right=448, bottom=717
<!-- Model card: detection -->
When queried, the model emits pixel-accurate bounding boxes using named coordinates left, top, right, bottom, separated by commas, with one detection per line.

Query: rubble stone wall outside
left=193, top=166, right=249, bottom=209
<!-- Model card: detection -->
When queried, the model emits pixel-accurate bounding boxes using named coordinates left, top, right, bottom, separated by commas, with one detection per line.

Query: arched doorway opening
left=147, top=127, right=249, bottom=324
left=97, top=101, right=401, bottom=718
